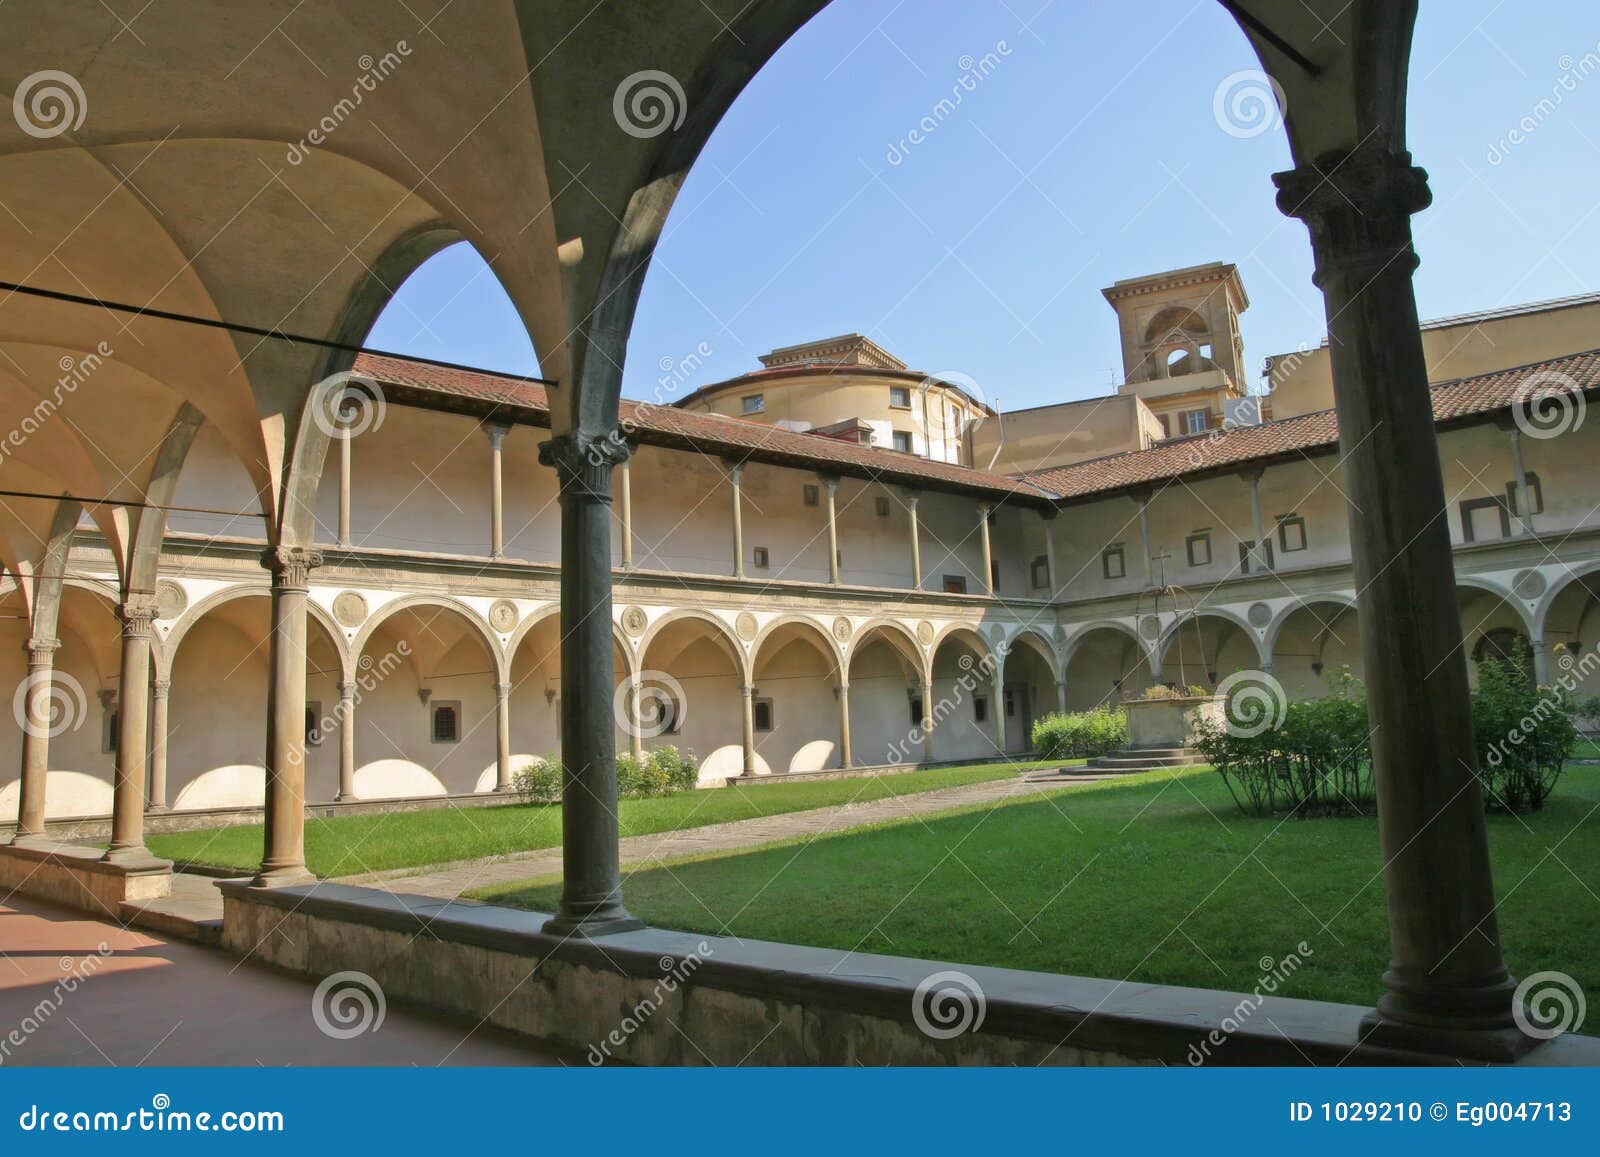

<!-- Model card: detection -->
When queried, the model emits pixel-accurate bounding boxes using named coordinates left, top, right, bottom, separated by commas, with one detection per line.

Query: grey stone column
left=105, top=599, right=158, bottom=864
left=626, top=668, right=644, bottom=763
left=739, top=683, right=757, bottom=777
left=1277, top=139, right=1523, bottom=1059
left=485, top=422, right=510, bottom=559
left=1243, top=467, right=1267, bottom=570
left=728, top=462, right=745, bottom=579
left=907, top=492, right=923, bottom=590
left=822, top=476, right=840, bottom=585
left=147, top=679, right=170, bottom=811
left=337, top=419, right=352, bottom=547
left=255, top=546, right=321, bottom=886
left=1505, top=423, right=1536, bottom=537
left=1531, top=638, right=1552, bottom=687
left=1042, top=509, right=1059, bottom=597
left=1137, top=494, right=1153, bottom=586
left=494, top=680, right=513, bottom=791
left=537, top=432, right=641, bottom=936
left=836, top=680, right=853, bottom=769
left=12, top=636, right=60, bottom=843
left=978, top=505, right=994, bottom=594
left=920, top=674, right=935, bottom=763
left=336, top=680, right=357, bottom=801
left=989, top=665, right=1006, bottom=752
left=617, top=461, right=634, bottom=569
left=1055, top=679, right=1068, bottom=713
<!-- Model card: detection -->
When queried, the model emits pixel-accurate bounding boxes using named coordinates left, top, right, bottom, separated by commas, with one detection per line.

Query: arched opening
left=1001, top=633, right=1057, bottom=753
left=1157, top=613, right=1260, bottom=691
left=637, top=615, right=746, bottom=780
left=1063, top=625, right=1150, bottom=711
left=352, top=601, right=499, bottom=799
left=928, top=627, right=998, bottom=764
left=507, top=611, right=632, bottom=771
left=750, top=620, right=843, bottom=773
left=1541, top=570, right=1600, bottom=696
left=1268, top=600, right=1362, bottom=699
left=845, top=622, right=924, bottom=767
left=1457, top=584, right=1534, bottom=688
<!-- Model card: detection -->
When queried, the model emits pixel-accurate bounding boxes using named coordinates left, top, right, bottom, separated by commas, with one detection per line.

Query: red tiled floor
left=0, top=896, right=561, bottom=1066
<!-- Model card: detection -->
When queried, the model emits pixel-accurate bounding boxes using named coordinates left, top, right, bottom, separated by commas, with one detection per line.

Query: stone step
left=119, top=873, right=228, bottom=946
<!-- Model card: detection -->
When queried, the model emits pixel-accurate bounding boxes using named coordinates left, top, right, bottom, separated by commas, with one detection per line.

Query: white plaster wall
left=846, top=645, right=920, bottom=766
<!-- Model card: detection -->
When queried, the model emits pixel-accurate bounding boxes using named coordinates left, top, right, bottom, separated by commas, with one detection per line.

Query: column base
left=493, top=783, right=514, bottom=794
left=250, top=864, right=318, bottom=888
left=543, top=893, right=644, bottom=939
left=10, top=831, right=51, bottom=848
left=1359, top=1009, right=1537, bottom=1063
left=101, top=844, right=169, bottom=870
left=334, top=792, right=357, bottom=803
left=145, top=803, right=169, bottom=814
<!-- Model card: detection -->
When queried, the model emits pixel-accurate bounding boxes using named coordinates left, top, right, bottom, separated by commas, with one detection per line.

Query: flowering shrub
left=512, top=747, right=702, bottom=806
left=1031, top=706, right=1128, bottom=759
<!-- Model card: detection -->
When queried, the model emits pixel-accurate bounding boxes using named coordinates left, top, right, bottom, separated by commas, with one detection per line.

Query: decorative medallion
left=832, top=616, right=853, bottom=643
left=1512, top=569, right=1547, bottom=601
left=1139, top=615, right=1160, bottom=640
left=488, top=599, right=519, bottom=633
left=735, top=611, right=759, bottom=641
left=917, top=620, right=935, bottom=647
left=1247, top=601, right=1272, bottom=629
left=332, top=590, right=368, bottom=629
left=154, top=580, right=187, bottom=621
left=621, top=605, right=648, bottom=637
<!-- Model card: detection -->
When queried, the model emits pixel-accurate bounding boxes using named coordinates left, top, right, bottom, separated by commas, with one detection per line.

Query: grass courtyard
left=147, top=759, right=1061, bottom=877
left=474, top=764, right=1600, bottom=1013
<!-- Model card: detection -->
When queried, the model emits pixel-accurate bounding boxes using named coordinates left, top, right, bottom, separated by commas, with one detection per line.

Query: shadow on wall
left=0, top=770, right=114, bottom=820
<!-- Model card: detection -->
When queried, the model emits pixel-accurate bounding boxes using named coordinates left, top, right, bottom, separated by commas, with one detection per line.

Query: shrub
left=650, top=745, right=701, bottom=793
left=1471, top=657, right=1576, bottom=812
left=511, top=756, right=562, bottom=805
left=1131, top=684, right=1210, bottom=701
left=1031, top=706, right=1128, bottom=759
left=515, top=748, right=701, bottom=805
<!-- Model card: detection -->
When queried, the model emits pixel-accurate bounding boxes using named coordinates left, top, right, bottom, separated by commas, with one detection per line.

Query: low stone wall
left=724, top=754, right=1038, bottom=788
left=218, top=880, right=1448, bottom=1066
left=0, top=842, right=171, bottom=918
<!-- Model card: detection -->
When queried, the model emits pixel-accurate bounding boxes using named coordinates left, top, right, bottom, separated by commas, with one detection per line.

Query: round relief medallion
left=488, top=599, right=519, bottom=633
left=332, top=590, right=368, bottom=629
left=154, top=580, right=187, bottom=621
left=917, top=621, right=935, bottom=647
left=1139, top=615, right=1160, bottom=640
left=1512, top=569, right=1547, bottom=601
left=735, top=612, right=759, bottom=641
left=1247, top=601, right=1272, bottom=629
left=832, top=616, right=853, bottom=643
left=621, top=605, right=648, bottom=637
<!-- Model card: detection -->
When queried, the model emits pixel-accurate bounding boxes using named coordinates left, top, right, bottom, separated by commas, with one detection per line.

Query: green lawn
left=474, top=764, right=1600, bottom=1013
left=147, top=759, right=1064, bottom=877
left=1573, top=735, right=1600, bottom=760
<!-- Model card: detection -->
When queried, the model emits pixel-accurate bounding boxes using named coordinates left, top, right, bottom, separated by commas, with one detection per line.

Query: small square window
left=1102, top=544, right=1126, bottom=580
left=942, top=574, right=968, bottom=594
left=305, top=703, right=323, bottom=748
left=1277, top=514, right=1308, bottom=553
left=889, top=386, right=911, bottom=409
left=431, top=701, right=461, bottom=744
left=802, top=484, right=819, bottom=507
left=892, top=431, right=912, bottom=453
left=874, top=496, right=891, bottom=517
left=1186, top=530, right=1212, bottom=568
left=1031, top=555, right=1050, bottom=589
left=753, top=698, right=774, bottom=732
left=974, top=696, right=988, bottom=724
left=741, top=394, right=765, bottom=415
left=752, top=546, right=770, bottom=568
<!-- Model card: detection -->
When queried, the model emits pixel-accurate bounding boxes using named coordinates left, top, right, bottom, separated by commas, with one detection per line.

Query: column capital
left=818, top=473, right=839, bottom=493
left=481, top=420, right=512, bottom=449
left=495, top=680, right=512, bottom=701
left=151, top=678, right=171, bottom=699
left=262, top=545, right=323, bottom=590
left=723, top=458, right=745, bottom=483
left=1274, top=137, right=1432, bottom=285
left=740, top=683, right=756, bottom=699
left=118, top=596, right=160, bottom=637
left=538, top=430, right=630, bottom=502
left=338, top=680, right=358, bottom=698
left=23, top=636, right=60, bottom=663
left=904, top=490, right=920, bottom=509
left=1237, top=466, right=1266, bottom=485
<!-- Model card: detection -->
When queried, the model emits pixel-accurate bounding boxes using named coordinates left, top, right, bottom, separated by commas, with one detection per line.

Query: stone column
left=836, top=680, right=853, bottom=769
left=978, top=505, right=994, bottom=594
left=739, top=682, right=757, bottom=777
left=728, top=462, right=745, bottom=579
left=147, top=679, right=170, bottom=812
left=989, top=666, right=1006, bottom=753
left=919, top=675, right=936, bottom=763
left=1277, top=139, right=1522, bottom=1058
left=627, top=668, right=644, bottom=764
left=1530, top=638, right=1552, bottom=687
left=1137, top=494, right=1153, bottom=586
left=104, top=598, right=158, bottom=865
left=12, top=636, right=60, bottom=843
left=822, top=476, right=840, bottom=585
left=485, top=422, right=510, bottom=559
left=494, top=680, right=513, bottom=791
left=907, top=493, right=923, bottom=590
left=1055, top=679, right=1068, bottom=713
left=618, top=461, right=634, bottom=569
left=255, top=546, right=321, bottom=886
left=1505, top=423, right=1536, bottom=537
left=337, top=416, right=352, bottom=547
left=1243, top=467, right=1267, bottom=571
left=1042, top=510, right=1059, bottom=597
left=336, top=680, right=357, bottom=801
left=536, top=432, right=641, bottom=936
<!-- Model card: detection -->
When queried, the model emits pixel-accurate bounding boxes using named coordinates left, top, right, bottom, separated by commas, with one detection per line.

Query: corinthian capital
left=118, top=596, right=160, bottom=637
left=262, top=545, right=324, bottom=590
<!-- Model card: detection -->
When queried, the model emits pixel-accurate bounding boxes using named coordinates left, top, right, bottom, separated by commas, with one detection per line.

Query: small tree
left=1471, top=656, right=1576, bottom=812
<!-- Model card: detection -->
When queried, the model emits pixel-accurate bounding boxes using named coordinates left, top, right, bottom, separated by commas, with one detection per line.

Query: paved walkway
left=0, top=894, right=561, bottom=1065
left=347, top=766, right=1109, bottom=902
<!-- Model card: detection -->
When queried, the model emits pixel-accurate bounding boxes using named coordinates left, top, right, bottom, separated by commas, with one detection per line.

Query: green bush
left=1472, top=657, right=1576, bottom=812
left=513, top=748, right=701, bottom=806
left=1031, top=706, right=1128, bottom=759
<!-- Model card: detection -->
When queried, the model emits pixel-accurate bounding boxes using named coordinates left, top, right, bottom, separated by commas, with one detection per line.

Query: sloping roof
left=351, top=351, right=1054, bottom=505
left=1025, top=348, right=1600, bottom=503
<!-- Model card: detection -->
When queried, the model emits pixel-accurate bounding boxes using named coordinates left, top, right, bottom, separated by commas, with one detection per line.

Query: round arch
left=750, top=615, right=843, bottom=677
left=1455, top=578, right=1536, bottom=637
left=1535, top=562, right=1600, bottom=639
left=1263, top=594, right=1358, bottom=655
left=1156, top=608, right=1264, bottom=667
left=636, top=608, right=749, bottom=683
left=165, top=583, right=349, bottom=679
left=1061, top=619, right=1148, bottom=669
left=352, top=593, right=505, bottom=681
left=505, top=604, right=636, bottom=680
left=1006, top=627, right=1062, bottom=684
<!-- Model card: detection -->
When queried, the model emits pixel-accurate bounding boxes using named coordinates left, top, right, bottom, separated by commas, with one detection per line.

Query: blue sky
left=368, top=0, right=1600, bottom=411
